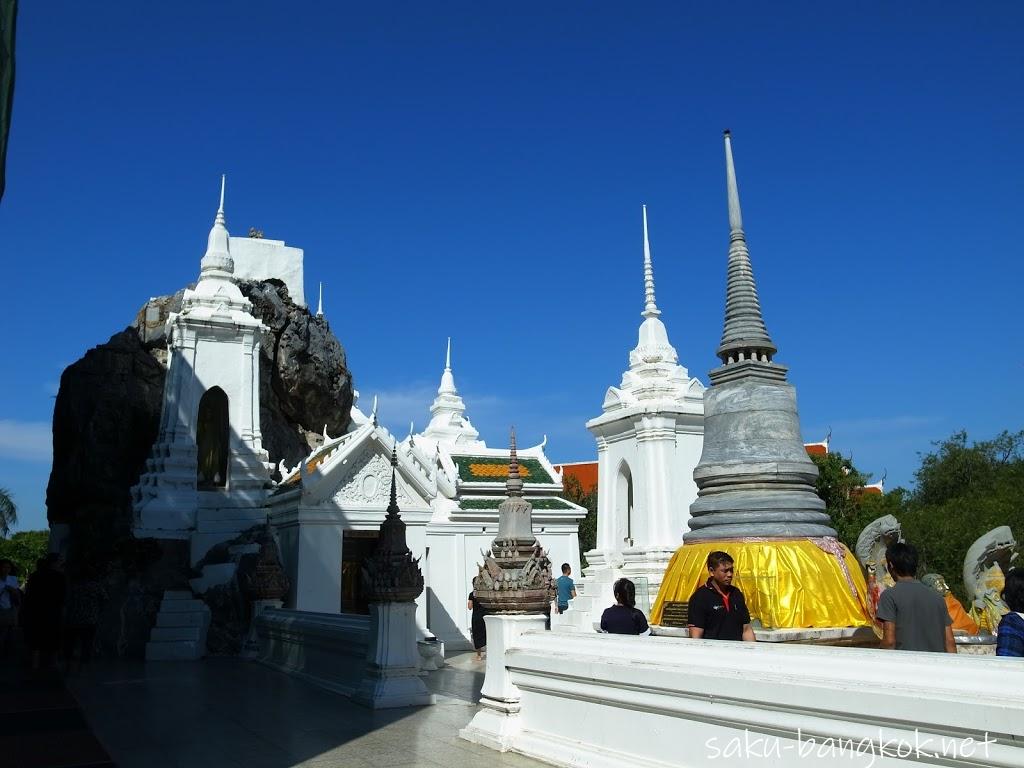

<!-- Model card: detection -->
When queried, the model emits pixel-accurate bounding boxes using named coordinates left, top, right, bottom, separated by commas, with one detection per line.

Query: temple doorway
left=340, top=530, right=380, bottom=615
left=196, top=387, right=229, bottom=488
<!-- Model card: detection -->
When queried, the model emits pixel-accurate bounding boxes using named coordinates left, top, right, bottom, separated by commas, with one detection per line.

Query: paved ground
left=57, top=652, right=543, bottom=768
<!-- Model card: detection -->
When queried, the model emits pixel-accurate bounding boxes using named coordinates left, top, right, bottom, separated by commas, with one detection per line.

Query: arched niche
left=615, top=461, right=634, bottom=548
left=197, top=386, right=229, bottom=488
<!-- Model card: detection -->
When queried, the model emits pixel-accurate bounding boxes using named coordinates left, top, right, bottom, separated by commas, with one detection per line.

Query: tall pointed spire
left=506, top=426, right=523, bottom=497
left=438, top=337, right=456, bottom=395
left=386, top=444, right=400, bottom=519
left=715, top=131, right=777, bottom=372
left=642, top=204, right=660, bottom=319
left=200, top=174, right=234, bottom=279
left=423, top=337, right=480, bottom=445
left=316, top=282, right=324, bottom=317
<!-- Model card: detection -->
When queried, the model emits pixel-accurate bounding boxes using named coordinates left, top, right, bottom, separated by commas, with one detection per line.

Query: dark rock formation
left=46, top=329, right=165, bottom=527
left=46, top=279, right=353, bottom=656
left=239, top=279, right=353, bottom=472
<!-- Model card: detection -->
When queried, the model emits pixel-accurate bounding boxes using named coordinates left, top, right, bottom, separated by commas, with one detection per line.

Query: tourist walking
left=996, top=569, right=1024, bottom=658
left=688, top=551, right=755, bottom=641
left=876, top=543, right=955, bottom=653
left=555, top=563, right=576, bottom=614
left=0, top=558, right=22, bottom=659
left=600, top=578, right=650, bottom=635
left=468, top=590, right=486, bottom=660
left=21, top=554, right=67, bottom=669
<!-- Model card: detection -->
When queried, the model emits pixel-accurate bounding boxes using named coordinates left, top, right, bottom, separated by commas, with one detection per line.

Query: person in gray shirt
left=876, top=543, right=955, bottom=653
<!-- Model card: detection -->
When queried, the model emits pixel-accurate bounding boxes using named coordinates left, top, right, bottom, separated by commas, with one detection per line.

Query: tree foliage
left=562, top=473, right=597, bottom=569
left=810, top=452, right=869, bottom=547
left=814, top=429, right=1024, bottom=602
left=0, top=486, right=16, bottom=537
left=0, top=530, right=49, bottom=581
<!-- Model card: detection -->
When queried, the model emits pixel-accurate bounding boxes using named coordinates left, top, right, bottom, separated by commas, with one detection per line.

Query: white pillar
left=460, top=613, right=546, bottom=751
left=353, top=601, right=435, bottom=709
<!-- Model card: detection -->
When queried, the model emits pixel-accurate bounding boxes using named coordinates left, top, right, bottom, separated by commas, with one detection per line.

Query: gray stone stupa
left=471, top=428, right=554, bottom=614
left=683, top=131, right=836, bottom=542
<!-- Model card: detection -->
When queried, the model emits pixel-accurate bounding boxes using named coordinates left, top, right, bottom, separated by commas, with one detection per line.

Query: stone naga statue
left=855, top=515, right=904, bottom=625
left=963, top=526, right=1018, bottom=634
left=922, top=573, right=978, bottom=635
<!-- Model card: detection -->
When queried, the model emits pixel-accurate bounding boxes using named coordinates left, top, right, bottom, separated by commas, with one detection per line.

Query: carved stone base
left=352, top=601, right=435, bottom=709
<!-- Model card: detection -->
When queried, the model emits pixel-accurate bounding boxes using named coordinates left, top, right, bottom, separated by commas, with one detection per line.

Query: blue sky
left=1, top=2, right=1022, bottom=532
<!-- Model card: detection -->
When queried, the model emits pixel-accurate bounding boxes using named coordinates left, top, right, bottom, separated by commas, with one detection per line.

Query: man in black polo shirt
left=688, top=551, right=755, bottom=642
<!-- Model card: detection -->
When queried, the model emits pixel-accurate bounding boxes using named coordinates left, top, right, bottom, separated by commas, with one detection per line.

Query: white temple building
left=269, top=342, right=586, bottom=650
left=554, top=206, right=704, bottom=630
left=132, top=185, right=584, bottom=651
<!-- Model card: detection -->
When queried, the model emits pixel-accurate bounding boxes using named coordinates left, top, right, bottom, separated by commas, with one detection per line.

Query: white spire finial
left=316, top=281, right=323, bottom=317
left=724, top=130, right=743, bottom=233
left=371, top=395, right=378, bottom=426
left=200, top=174, right=233, bottom=277
left=436, top=337, right=457, bottom=396
left=642, top=204, right=660, bottom=319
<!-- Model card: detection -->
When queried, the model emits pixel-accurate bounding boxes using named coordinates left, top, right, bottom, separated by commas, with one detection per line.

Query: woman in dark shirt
left=600, top=578, right=650, bottom=635
left=468, top=590, right=487, bottom=660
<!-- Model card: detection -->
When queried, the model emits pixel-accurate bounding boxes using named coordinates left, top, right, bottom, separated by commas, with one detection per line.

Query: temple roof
left=450, top=454, right=555, bottom=485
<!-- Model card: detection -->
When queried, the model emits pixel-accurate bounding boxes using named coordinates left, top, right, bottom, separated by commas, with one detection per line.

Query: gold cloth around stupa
left=651, top=538, right=872, bottom=629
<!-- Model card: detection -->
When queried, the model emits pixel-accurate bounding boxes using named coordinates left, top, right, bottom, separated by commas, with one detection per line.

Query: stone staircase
left=145, top=590, right=211, bottom=661
left=551, top=569, right=618, bottom=633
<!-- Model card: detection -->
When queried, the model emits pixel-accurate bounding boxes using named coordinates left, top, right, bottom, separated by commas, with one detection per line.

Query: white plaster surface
left=353, top=601, right=435, bottom=709
left=470, top=630, right=1024, bottom=768
left=229, top=236, right=306, bottom=307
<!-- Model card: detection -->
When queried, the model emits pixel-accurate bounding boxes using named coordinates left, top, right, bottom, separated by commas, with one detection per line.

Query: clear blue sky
left=1, top=2, right=1022, bottom=532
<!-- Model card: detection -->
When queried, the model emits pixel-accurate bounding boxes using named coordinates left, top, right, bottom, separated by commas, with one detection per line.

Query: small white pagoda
left=132, top=177, right=273, bottom=560
left=555, top=206, right=704, bottom=630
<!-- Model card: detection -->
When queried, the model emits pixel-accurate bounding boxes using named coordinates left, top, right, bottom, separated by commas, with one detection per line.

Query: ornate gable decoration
left=331, top=450, right=414, bottom=507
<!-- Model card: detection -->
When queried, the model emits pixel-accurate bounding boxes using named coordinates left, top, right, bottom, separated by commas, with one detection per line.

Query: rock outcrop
left=46, top=279, right=353, bottom=656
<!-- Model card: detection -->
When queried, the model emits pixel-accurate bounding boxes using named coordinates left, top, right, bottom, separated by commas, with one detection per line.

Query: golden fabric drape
left=651, top=539, right=872, bottom=629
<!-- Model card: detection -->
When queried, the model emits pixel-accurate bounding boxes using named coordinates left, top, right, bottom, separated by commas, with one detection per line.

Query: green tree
left=563, top=473, right=597, bottom=569
left=900, top=429, right=1024, bottom=600
left=0, top=529, right=48, bottom=581
left=0, top=486, right=16, bottom=537
left=818, top=429, right=1024, bottom=602
left=809, top=451, right=872, bottom=549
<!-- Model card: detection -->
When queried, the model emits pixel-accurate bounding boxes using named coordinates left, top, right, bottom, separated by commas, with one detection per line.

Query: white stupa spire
left=438, top=337, right=457, bottom=395
left=642, top=204, right=660, bottom=319
left=422, top=336, right=480, bottom=445
left=200, top=174, right=234, bottom=279
left=597, top=205, right=701, bottom=412
left=316, top=282, right=324, bottom=317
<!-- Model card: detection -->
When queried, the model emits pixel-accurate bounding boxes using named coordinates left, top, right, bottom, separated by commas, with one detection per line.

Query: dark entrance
left=340, top=530, right=380, bottom=615
left=197, top=387, right=229, bottom=488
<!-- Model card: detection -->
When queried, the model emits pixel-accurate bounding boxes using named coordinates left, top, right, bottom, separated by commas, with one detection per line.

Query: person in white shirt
left=0, top=558, right=22, bottom=658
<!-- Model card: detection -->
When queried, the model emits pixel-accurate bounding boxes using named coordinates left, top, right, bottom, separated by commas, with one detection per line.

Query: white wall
left=468, top=630, right=1024, bottom=768
left=229, top=237, right=306, bottom=307
left=427, top=524, right=581, bottom=649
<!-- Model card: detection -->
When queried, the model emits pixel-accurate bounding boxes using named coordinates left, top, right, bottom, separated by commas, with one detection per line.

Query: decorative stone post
left=460, top=429, right=554, bottom=751
left=353, top=447, right=435, bottom=709
left=241, top=521, right=290, bottom=660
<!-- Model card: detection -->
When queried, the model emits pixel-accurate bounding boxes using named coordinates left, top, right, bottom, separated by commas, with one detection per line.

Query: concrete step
left=157, top=611, right=207, bottom=628
left=146, top=640, right=203, bottom=661
left=164, top=590, right=194, bottom=601
left=150, top=626, right=202, bottom=642
left=159, top=599, right=208, bottom=613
